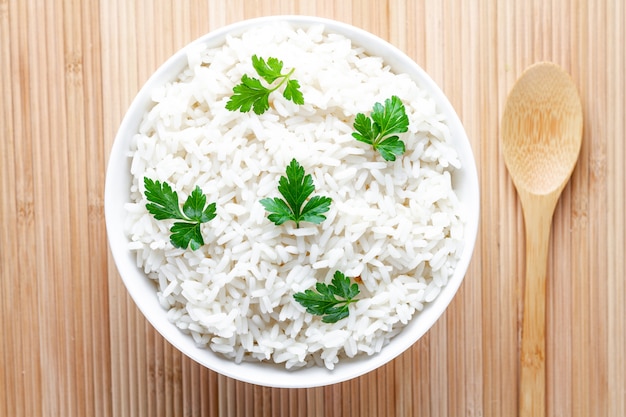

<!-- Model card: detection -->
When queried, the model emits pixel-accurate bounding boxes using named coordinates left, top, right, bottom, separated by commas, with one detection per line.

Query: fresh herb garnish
left=293, top=271, right=360, bottom=323
left=226, top=55, right=304, bottom=115
left=143, top=177, right=217, bottom=250
left=352, top=95, right=409, bottom=161
left=260, top=158, right=332, bottom=228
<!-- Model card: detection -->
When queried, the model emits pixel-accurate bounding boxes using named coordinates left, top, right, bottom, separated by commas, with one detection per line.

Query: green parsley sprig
left=226, top=55, right=304, bottom=115
left=293, top=271, right=360, bottom=323
left=260, top=158, right=332, bottom=228
left=352, top=95, right=409, bottom=161
left=143, top=177, right=217, bottom=250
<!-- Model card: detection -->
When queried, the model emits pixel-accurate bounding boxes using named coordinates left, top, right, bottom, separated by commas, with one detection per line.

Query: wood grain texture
left=1, top=1, right=624, bottom=416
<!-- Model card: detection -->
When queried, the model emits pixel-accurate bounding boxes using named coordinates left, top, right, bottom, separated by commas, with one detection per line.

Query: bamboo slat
left=1, top=1, right=625, bottom=416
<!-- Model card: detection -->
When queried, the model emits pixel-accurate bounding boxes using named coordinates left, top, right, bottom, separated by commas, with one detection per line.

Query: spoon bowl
left=501, top=62, right=583, bottom=417
left=502, top=62, right=583, bottom=196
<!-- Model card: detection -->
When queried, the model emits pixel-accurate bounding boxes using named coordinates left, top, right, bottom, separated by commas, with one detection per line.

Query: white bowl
left=105, top=15, right=479, bottom=388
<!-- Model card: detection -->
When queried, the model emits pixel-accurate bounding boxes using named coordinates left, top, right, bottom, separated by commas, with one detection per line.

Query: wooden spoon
left=501, top=62, right=583, bottom=417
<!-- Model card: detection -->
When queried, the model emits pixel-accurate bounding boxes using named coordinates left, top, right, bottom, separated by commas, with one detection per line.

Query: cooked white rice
left=125, top=22, right=465, bottom=370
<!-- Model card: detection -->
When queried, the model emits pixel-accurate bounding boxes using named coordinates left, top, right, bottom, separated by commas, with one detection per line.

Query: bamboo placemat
left=1, top=1, right=624, bottom=416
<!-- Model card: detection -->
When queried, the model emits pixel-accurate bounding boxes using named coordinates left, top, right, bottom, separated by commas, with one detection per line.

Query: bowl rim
left=104, top=14, right=480, bottom=388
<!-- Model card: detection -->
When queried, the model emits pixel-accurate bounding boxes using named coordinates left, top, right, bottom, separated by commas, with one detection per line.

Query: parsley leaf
left=144, top=177, right=217, bottom=250
left=352, top=95, right=409, bottom=161
left=226, top=75, right=271, bottom=115
left=260, top=158, right=332, bottom=228
left=293, top=271, right=360, bottom=323
left=283, top=79, right=304, bottom=105
left=226, top=55, right=304, bottom=115
left=252, top=55, right=285, bottom=83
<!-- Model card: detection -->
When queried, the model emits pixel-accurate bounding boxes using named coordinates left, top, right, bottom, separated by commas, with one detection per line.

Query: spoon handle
left=519, top=195, right=556, bottom=417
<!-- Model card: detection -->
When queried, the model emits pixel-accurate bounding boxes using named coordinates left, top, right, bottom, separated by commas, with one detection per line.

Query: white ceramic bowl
left=105, top=15, right=479, bottom=388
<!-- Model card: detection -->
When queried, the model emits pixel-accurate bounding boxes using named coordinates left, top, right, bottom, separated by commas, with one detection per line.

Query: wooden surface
left=1, top=1, right=624, bottom=416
